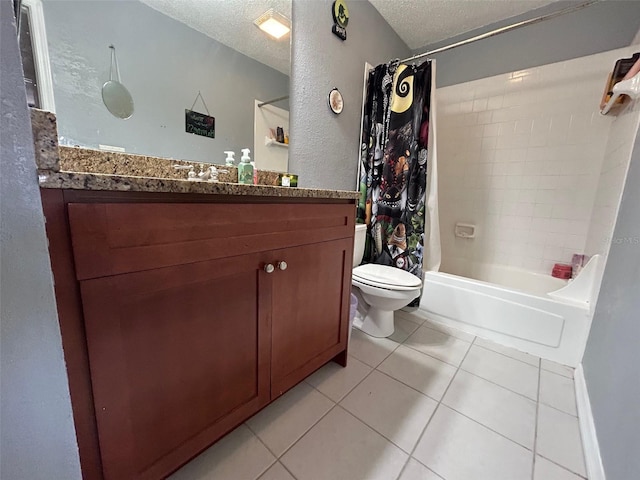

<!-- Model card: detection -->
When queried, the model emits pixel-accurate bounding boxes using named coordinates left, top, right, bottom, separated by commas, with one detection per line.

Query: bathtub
left=419, top=255, right=601, bottom=367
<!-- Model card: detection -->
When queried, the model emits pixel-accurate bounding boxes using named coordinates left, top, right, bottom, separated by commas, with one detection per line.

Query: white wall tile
left=547, top=115, right=570, bottom=146
left=515, top=118, right=534, bottom=135
left=477, top=110, right=493, bottom=124
left=473, top=98, right=488, bottom=112
left=437, top=47, right=640, bottom=274
left=584, top=101, right=640, bottom=260
left=484, top=123, right=500, bottom=137
left=459, top=100, right=473, bottom=113
left=487, top=95, right=503, bottom=110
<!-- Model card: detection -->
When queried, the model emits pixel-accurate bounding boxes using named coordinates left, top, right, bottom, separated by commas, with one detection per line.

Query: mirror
left=102, top=79, right=134, bottom=119
left=37, top=0, right=290, bottom=172
left=102, top=45, right=134, bottom=119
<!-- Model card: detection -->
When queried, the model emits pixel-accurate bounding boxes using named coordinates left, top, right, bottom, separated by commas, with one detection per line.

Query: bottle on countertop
left=238, top=148, right=254, bottom=185
left=276, top=126, right=284, bottom=144
left=251, top=160, right=258, bottom=185
left=224, top=150, right=235, bottom=167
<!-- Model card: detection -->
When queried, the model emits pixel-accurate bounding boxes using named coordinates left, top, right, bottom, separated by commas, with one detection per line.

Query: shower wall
left=437, top=46, right=638, bottom=276
left=584, top=100, right=640, bottom=259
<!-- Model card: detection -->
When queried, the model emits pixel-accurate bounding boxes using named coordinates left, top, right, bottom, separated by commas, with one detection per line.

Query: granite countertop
left=31, top=109, right=359, bottom=200
left=38, top=170, right=359, bottom=199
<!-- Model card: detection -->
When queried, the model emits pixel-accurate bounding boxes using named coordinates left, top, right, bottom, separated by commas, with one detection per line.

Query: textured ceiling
left=370, top=0, right=560, bottom=50
left=140, top=0, right=565, bottom=75
left=140, top=0, right=291, bottom=74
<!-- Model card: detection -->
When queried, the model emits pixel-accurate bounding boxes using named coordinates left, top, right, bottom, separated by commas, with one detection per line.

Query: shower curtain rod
left=400, top=0, right=599, bottom=64
left=258, top=95, right=289, bottom=108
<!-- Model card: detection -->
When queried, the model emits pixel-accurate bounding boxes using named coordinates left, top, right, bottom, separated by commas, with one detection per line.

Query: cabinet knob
left=264, top=263, right=275, bottom=274
left=277, top=261, right=288, bottom=271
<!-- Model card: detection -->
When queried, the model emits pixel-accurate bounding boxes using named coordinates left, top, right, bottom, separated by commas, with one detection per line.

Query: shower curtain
left=357, top=59, right=440, bottom=307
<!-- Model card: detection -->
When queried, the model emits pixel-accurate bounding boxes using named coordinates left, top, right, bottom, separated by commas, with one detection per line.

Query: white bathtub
left=419, top=256, right=601, bottom=366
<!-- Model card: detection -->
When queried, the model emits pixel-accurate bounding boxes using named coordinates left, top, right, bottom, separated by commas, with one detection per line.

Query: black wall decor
left=332, top=0, right=349, bottom=41
left=185, top=109, right=215, bottom=139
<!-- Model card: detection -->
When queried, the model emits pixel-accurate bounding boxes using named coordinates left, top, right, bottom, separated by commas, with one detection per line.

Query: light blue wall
left=288, top=0, right=410, bottom=190
left=0, top=1, right=82, bottom=478
left=582, top=127, right=640, bottom=480
left=419, top=0, right=640, bottom=87
left=43, top=0, right=289, bottom=164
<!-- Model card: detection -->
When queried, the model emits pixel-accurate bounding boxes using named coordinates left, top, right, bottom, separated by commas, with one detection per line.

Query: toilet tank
left=353, top=224, right=367, bottom=268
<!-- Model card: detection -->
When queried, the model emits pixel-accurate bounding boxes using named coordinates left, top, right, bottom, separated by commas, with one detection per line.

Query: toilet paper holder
left=455, top=223, right=476, bottom=239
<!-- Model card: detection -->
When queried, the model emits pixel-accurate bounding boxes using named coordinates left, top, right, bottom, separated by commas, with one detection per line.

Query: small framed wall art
left=332, top=0, right=349, bottom=40
left=328, top=88, right=344, bottom=114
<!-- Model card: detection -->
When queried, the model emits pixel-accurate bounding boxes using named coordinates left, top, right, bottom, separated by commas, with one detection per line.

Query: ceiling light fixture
left=253, top=9, right=290, bottom=40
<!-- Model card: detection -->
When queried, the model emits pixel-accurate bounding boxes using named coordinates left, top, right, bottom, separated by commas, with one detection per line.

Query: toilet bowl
left=351, top=224, right=422, bottom=338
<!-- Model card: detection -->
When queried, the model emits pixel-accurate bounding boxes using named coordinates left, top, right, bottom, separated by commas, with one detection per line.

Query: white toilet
left=351, top=224, right=422, bottom=338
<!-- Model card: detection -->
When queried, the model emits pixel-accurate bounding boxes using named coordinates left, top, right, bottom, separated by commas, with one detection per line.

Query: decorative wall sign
left=185, top=109, right=215, bottom=138
left=332, top=0, right=349, bottom=41
left=328, top=88, right=344, bottom=114
left=185, top=91, right=215, bottom=139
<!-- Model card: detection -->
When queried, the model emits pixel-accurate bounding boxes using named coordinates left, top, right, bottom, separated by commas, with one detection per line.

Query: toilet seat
left=353, top=264, right=422, bottom=291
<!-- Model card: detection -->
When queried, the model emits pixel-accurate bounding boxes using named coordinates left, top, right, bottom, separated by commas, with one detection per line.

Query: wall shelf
left=600, top=73, right=640, bottom=115
left=265, top=137, right=289, bottom=148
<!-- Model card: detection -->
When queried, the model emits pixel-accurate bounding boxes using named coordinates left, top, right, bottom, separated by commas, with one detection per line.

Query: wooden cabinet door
left=80, top=253, right=271, bottom=480
left=270, top=238, right=353, bottom=397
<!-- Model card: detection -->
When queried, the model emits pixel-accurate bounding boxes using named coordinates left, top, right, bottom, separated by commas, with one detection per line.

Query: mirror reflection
left=38, top=0, right=291, bottom=172
left=101, top=45, right=135, bottom=119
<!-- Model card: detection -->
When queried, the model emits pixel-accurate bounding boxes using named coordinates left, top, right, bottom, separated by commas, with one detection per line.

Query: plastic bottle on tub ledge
left=552, top=263, right=572, bottom=280
left=571, top=254, right=588, bottom=279
left=237, top=148, right=254, bottom=185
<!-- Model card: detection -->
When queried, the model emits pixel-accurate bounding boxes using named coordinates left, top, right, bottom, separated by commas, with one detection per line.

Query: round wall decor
left=328, top=88, right=344, bottom=114
left=332, top=0, right=349, bottom=28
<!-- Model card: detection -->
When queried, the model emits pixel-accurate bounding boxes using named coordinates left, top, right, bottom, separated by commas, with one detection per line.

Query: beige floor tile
left=246, top=382, right=333, bottom=457
left=378, top=345, right=457, bottom=401
left=537, top=404, right=586, bottom=477
left=349, top=328, right=400, bottom=367
left=168, top=424, right=275, bottom=480
left=341, top=370, right=437, bottom=453
left=417, top=319, right=476, bottom=343
left=404, top=325, right=472, bottom=366
left=534, top=456, right=583, bottom=480
left=474, top=337, right=540, bottom=366
left=388, top=315, right=421, bottom=343
left=443, top=370, right=537, bottom=448
left=396, top=308, right=427, bottom=325
left=541, top=358, right=574, bottom=378
left=305, top=355, right=372, bottom=402
left=396, top=311, right=475, bottom=343
left=258, top=462, right=296, bottom=480
left=171, top=314, right=589, bottom=480
left=281, top=407, right=407, bottom=480
left=414, top=405, right=532, bottom=480
left=461, top=345, right=539, bottom=399
left=398, top=458, right=443, bottom=480
left=539, top=369, right=577, bottom=415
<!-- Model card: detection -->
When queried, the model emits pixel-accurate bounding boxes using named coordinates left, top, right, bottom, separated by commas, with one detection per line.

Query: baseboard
left=574, top=364, right=606, bottom=480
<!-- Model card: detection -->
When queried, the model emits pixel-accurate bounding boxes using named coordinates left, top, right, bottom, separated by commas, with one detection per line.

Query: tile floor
left=169, top=310, right=587, bottom=480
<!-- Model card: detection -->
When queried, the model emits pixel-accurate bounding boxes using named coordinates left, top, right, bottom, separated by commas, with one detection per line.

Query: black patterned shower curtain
left=357, top=60, right=432, bottom=307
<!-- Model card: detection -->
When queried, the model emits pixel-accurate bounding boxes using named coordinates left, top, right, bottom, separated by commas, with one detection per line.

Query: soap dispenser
left=238, top=148, right=254, bottom=185
left=224, top=151, right=235, bottom=167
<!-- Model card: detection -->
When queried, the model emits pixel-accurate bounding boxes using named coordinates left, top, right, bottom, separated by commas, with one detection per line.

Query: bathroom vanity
left=35, top=112, right=358, bottom=480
